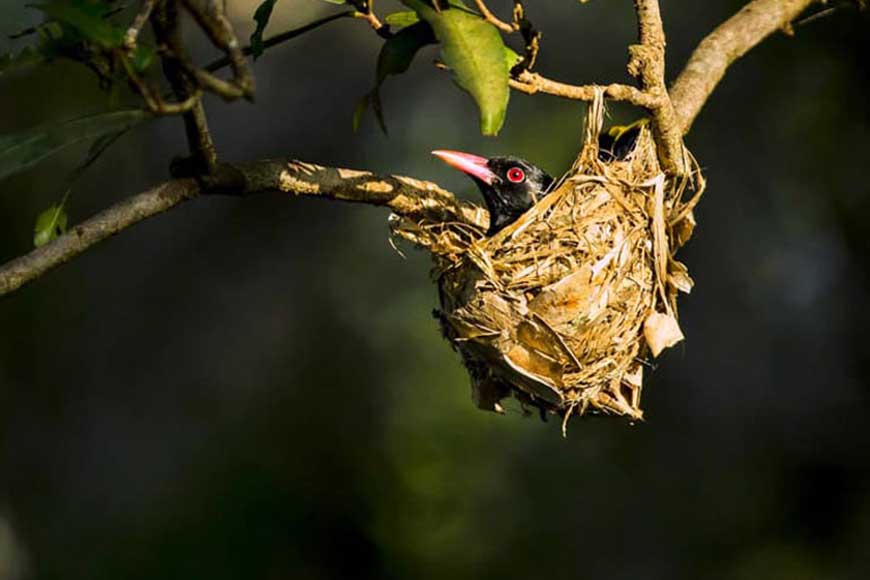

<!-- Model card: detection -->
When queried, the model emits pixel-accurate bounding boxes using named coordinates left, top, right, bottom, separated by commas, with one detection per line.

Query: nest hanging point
left=391, top=94, right=705, bottom=425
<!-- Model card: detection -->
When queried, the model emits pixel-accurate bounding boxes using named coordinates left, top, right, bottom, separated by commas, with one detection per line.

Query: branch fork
left=0, top=0, right=823, bottom=297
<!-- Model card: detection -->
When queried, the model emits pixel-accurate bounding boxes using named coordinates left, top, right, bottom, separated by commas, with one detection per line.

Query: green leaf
left=384, top=11, right=420, bottom=29
left=352, top=94, right=370, bottom=133
left=30, top=0, right=125, bottom=48
left=30, top=125, right=127, bottom=248
left=402, top=0, right=510, bottom=135
left=33, top=203, right=68, bottom=247
left=251, top=0, right=278, bottom=60
left=504, top=46, right=522, bottom=70
left=28, top=19, right=71, bottom=62
left=0, top=110, right=148, bottom=182
left=370, top=90, right=387, bottom=135
left=130, top=45, right=154, bottom=73
left=353, top=91, right=389, bottom=134
left=376, top=21, right=436, bottom=84
left=359, top=21, right=435, bottom=133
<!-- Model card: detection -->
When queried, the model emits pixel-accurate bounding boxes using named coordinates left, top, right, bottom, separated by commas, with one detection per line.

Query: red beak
left=432, top=150, right=497, bottom=185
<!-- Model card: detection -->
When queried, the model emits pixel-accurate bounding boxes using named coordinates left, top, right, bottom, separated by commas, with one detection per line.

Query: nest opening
left=392, top=95, right=705, bottom=426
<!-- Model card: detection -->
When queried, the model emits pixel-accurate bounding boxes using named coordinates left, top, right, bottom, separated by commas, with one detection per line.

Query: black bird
left=432, top=150, right=554, bottom=235
left=597, top=118, right=646, bottom=162
left=433, top=120, right=645, bottom=235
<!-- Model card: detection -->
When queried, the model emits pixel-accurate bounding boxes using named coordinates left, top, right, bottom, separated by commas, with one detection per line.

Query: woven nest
left=391, top=97, right=705, bottom=427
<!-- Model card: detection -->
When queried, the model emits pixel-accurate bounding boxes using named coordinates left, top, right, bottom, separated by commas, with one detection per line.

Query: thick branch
left=631, top=0, right=686, bottom=174
left=507, top=1, right=815, bottom=169
left=0, top=161, right=479, bottom=297
left=670, top=0, right=818, bottom=133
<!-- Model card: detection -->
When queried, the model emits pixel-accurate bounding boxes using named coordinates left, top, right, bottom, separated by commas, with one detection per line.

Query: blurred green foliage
left=0, top=1, right=869, bottom=580
left=32, top=203, right=68, bottom=247
left=402, top=0, right=511, bottom=135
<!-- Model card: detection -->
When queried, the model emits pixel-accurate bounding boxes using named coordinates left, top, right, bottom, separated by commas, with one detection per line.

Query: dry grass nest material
left=391, top=98, right=705, bottom=429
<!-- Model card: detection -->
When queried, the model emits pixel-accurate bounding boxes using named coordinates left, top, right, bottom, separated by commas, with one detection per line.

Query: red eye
left=506, top=167, right=525, bottom=183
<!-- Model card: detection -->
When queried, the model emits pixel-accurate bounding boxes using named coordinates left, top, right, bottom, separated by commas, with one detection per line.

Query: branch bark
left=473, top=0, right=517, bottom=33
left=669, top=0, right=818, bottom=133
left=151, top=0, right=219, bottom=173
left=630, top=0, right=687, bottom=174
left=0, top=161, right=482, bottom=297
left=0, top=179, right=199, bottom=297
left=507, top=0, right=816, bottom=142
left=509, top=71, right=658, bottom=108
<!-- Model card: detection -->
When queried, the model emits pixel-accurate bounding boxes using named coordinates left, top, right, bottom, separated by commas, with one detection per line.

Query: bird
left=433, top=119, right=647, bottom=235
left=431, top=150, right=554, bottom=235
left=597, top=117, right=648, bottom=162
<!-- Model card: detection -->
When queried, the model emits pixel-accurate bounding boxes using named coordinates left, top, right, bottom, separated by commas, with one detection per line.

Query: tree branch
left=630, top=0, right=686, bottom=174
left=352, top=0, right=388, bottom=36
left=151, top=0, right=219, bottom=173
left=203, top=11, right=356, bottom=73
left=0, top=0, right=828, bottom=297
left=180, top=0, right=255, bottom=98
left=509, top=71, right=658, bottom=108
left=0, top=161, right=481, bottom=298
left=0, top=179, right=199, bottom=297
left=123, top=0, right=155, bottom=49
left=473, top=0, right=517, bottom=33
left=511, top=0, right=816, bottom=148
left=669, top=0, right=819, bottom=133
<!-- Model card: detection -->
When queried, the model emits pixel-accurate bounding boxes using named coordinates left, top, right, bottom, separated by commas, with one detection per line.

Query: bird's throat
left=478, top=187, right=517, bottom=234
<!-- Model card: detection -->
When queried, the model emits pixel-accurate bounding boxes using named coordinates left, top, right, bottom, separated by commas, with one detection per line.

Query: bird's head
left=432, top=150, right=553, bottom=234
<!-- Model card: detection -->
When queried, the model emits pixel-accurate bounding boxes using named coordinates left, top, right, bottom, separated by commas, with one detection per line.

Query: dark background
left=1, top=1, right=869, bottom=578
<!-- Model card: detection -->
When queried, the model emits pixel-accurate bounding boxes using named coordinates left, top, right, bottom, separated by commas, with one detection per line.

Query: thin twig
left=124, top=0, right=156, bottom=49
left=795, top=5, right=837, bottom=26
left=151, top=0, right=219, bottom=173
left=120, top=53, right=202, bottom=115
left=474, top=0, right=517, bottom=32
left=8, top=26, right=39, bottom=40
left=204, top=10, right=355, bottom=73
left=512, top=2, right=541, bottom=70
left=190, top=66, right=249, bottom=100
left=181, top=0, right=255, bottom=98
left=509, top=71, right=658, bottom=108
left=353, top=0, right=388, bottom=36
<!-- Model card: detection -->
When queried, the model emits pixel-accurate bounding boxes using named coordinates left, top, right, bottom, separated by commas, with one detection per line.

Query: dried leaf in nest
left=391, top=97, right=705, bottom=426
left=644, top=311, right=685, bottom=358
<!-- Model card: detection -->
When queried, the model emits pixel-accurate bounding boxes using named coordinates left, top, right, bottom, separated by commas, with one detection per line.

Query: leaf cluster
left=2, top=1, right=155, bottom=84
left=254, top=0, right=516, bottom=136
left=0, top=0, right=526, bottom=250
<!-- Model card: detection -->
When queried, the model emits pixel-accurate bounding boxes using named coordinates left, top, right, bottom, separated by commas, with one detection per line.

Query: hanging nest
left=390, top=95, right=705, bottom=427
